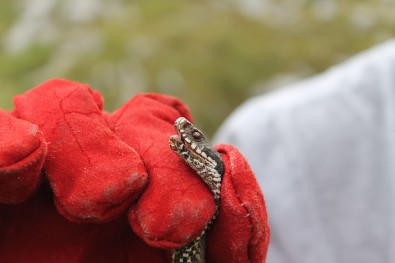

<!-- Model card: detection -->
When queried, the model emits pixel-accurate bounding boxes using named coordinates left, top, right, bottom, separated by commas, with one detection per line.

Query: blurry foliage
left=0, top=0, right=394, bottom=136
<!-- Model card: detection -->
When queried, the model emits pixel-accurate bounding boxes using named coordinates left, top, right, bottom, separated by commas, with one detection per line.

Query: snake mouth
left=172, top=117, right=192, bottom=144
left=169, top=135, right=183, bottom=151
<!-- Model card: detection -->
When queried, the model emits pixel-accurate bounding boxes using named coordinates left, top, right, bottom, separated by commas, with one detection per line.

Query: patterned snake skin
left=169, top=117, right=224, bottom=263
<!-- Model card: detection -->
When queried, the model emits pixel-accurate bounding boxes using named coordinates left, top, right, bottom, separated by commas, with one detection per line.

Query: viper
left=169, top=117, right=224, bottom=263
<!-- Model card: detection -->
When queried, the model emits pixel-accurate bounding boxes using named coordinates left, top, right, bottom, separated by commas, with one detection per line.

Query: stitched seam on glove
left=220, top=150, right=254, bottom=262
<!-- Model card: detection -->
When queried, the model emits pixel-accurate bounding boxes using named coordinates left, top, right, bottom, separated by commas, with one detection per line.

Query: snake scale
left=169, top=117, right=224, bottom=263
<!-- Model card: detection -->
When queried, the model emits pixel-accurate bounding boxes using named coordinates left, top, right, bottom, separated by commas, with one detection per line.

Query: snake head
left=169, top=117, right=223, bottom=174
left=173, top=117, right=209, bottom=146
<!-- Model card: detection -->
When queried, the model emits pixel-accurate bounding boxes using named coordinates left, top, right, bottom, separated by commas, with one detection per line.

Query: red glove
left=0, top=110, right=46, bottom=204
left=107, top=94, right=270, bottom=262
left=0, top=79, right=269, bottom=263
left=12, top=79, right=148, bottom=222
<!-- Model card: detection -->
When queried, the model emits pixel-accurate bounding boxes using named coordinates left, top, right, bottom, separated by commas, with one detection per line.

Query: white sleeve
left=213, top=39, right=395, bottom=263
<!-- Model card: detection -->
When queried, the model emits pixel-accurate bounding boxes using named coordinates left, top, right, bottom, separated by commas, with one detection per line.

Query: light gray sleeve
left=213, top=39, right=395, bottom=263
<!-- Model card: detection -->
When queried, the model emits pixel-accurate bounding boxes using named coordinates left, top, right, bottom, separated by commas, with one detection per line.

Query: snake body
left=169, top=117, right=224, bottom=263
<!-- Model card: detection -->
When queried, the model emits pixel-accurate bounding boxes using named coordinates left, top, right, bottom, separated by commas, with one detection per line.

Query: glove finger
left=107, top=93, right=216, bottom=249
left=0, top=110, right=47, bottom=204
left=206, top=144, right=270, bottom=263
left=13, top=79, right=148, bottom=222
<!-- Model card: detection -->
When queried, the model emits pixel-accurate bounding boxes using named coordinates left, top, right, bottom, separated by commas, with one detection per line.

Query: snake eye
left=192, top=131, right=202, bottom=140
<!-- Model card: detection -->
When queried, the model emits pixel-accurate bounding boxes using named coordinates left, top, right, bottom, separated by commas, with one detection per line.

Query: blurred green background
left=0, top=0, right=394, bottom=136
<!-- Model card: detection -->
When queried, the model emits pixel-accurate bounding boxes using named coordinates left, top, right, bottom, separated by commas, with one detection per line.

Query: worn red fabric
left=12, top=79, right=148, bottom=222
left=207, top=145, right=270, bottom=263
left=107, top=94, right=270, bottom=262
left=106, top=94, right=217, bottom=249
left=0, top=110, right=47, bottom=204
left=0, top=79, right=269, bottom=263
left=0, top=183, right=168, bottom=263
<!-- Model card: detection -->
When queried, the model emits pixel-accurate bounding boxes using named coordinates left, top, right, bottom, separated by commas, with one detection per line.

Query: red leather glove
left=0, top=110, right=46, bottom=204
left=0, top=79, right=269, bottom=263
left=107, top=94, right=270, bottom=262
left=12, top=79, right=148, bottom=222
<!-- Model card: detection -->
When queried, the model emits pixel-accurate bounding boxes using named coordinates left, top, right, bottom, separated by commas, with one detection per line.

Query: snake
left=169, top=117, right=224, bottom=263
